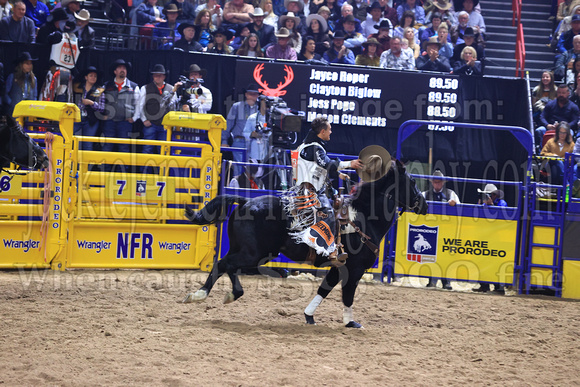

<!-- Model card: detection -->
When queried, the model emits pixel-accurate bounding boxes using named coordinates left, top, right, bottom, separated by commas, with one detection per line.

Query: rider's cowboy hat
left=477, top=183, right=504, bottom=199
left=358, top=145, right=391, bottom=183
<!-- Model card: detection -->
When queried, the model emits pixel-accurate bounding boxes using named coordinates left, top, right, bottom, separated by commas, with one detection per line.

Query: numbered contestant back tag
left=106, top=176, right=175, bottom=201
left=0, top=173, right=23, bottom=197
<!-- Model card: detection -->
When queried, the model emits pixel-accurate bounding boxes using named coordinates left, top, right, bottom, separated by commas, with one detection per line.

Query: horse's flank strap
left=348, top=221, right=379, bottom=258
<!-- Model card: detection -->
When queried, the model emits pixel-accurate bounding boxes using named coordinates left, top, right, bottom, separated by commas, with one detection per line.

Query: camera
left=177, top=75, right=204, bottom=111
left=256, top=95, right=305, bottom=148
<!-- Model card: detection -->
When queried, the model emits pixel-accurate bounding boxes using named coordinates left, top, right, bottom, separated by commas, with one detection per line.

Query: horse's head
left=0, top=116, right=49, bottom=170
left=391, top=159, right=428, bottom=215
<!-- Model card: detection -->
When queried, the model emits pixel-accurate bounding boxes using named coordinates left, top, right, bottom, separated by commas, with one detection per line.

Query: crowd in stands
left=0, top=0, right=488, bottom=73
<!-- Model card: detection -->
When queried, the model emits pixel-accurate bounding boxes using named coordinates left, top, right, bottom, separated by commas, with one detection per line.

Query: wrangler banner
left=394, top=212, right=518, bottom=284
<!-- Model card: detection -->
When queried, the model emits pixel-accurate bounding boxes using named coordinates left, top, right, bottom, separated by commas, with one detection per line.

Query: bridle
left=386, top=174, right=423, bottom=216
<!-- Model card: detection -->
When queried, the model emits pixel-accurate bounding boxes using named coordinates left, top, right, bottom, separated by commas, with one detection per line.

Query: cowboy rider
left=293, top=117, right=362, bottom=264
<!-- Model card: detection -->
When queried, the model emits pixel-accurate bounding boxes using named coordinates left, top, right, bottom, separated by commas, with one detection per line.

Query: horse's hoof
left=223, top=292, right=235, bottom=304
left=345, top=321, right=364, bottom=329
left=304, top=313, right=316, bottom=325
left=182, top=289, right=208, bottom=303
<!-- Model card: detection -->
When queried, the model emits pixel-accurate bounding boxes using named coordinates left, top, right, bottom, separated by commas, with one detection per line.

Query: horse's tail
left=185, top=195, right=248, bottom=225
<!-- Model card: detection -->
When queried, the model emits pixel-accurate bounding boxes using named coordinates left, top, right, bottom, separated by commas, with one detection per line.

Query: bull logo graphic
left=253, top=63, right=294, bottom=97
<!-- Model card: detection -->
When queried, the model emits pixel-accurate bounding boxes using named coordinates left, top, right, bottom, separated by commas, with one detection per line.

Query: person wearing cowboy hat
left=170, top=0, right=196, bottom=23
left=292, top=116, right=363, bottom=264
left=101, top=59, right=140, bottom=153
left=361, top=1, right=387, bottom=38
left=222, top=83, right=260, bottom=175
left=416, top=36, right=450, bottom=72
left=207, top=26, right=233, bottom=53
left=367, top=19, right=391, bottom=55
left=223, top=0, right=254, bottom=26
left=0, top=1, right=35, bottom=43
left=75, top=9, right=95, bottom=49
left=355, top=37, right=381, bottom=66
left=323, top=29, right=355, bottom=64
left=61, top=0, right=82, bottom=23
left=138, top=64, right=173, bottom=155
left=424, top=0, right=457, bottom=27
left=451, top=26, right=484, bottom=66
left=36, top=7, right=74, bottom=45
left=335, top=3, right=362, bottom=35
left=4, top=52, right=37, bottom=116
left=164, top=64, right=212, bottom=114
left=72, top=66, right=105, bottom=151
left=153, top=3, right=181, bottom=48
left=477, top=183, right=507, bottom=207
left=248, top=7, right=276, bottom=50
left=228, top=158, right=265, bottom=189
left=339, top=13, right=365, bottom=55
left=174, top=21, right=203, bottom=52
left=456, top=0, right=485, bottom=38
left=265, top=27, right=298, bottom=59
left=24, top=0, right=50, bottom=28
left=279, top=11, right=302, bottom=52
left=305, top=12, right=330, bottom=54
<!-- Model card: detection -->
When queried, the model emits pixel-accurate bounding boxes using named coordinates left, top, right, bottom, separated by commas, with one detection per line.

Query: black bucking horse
left=183, top=159, right=428, bottom=327
left=0, top=116, right=49, bottom=172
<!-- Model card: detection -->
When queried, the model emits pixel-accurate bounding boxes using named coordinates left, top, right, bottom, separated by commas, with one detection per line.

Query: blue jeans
left=142, top=123, right=166, bottom=154
left=549, top=159, right=565, bottom=185
left=73, top=119, right=99, bottom=150
left=231, top=137, right=246, bottom=175
left=102, top=120, right=132, bottom=152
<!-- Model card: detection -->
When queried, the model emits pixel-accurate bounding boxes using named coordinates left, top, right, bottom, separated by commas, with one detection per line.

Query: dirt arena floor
left=0, top=269, right=579, bottom=386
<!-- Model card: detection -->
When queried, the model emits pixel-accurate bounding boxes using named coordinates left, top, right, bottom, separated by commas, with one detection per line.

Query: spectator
left=261, top=0, right=279, bottom=29
left=558, top=14, right=580, bottom=54
left=451, top=27, right=483, bottom=67
left=535, top=84, right=580, bottom=150
left=0, top=0, right=12, bottom=20
left=541, top=121, right=575, bottom=185
left=456, top=0, right=484, bottom=38
left=377, top=0, right=398, bottom=30
left=553, top=4, right=580, bottom=50
left=154, top=4, right=181, bottom=49
left=4, top=52, right=38, bottom=117
left=249, top=7, right=276, bottom=50
left=393, top=10, right=415, bottom=41
left=75, top=9, right=95, bottom=50
left=174, top=21, right=204, bottom=51
left=380, top=35, right=415, bottom=69
left=531, top=71, right=558, bottom=127
left=298, top=35, right=324, bottom=60
left=243, top=101, right=270, bottom=162
left=138, top=64, right=173, bottom=155
left=317, top=6, right=336, bottom=32
left=320, top=0, right=341, bottom=24
left=237, top=33, right=265, bottom=56
left=424, top=0, right=456, bottom=27
left=416, top=36, right=450, bottom=72
left=72, top=66, right=105, bottom=151
left=422, top=169, right=458, bottom=290
left=61, top=0, right=81, bottom=23
left=102, top=59, right=140, bottom=153
left=557, top=0, right=576, bottom=24
left=452, top=45, right=482, bottom=75
left=195, top=0, right=223, bottom=27
left=396, top=0, right=425, bottom=25
left=351, top=0, right=368, bottom=23
left=367, top=19, right=390, bottom=54
left=284, top=0, right=307, bottom=34
left=323, top=30, right=355, bottom=64
left=570, top=72, right=580, bottom=107
left=361, top=1, right=388, bottom=38
left=229, top=23, right=251, bottom=52
left=340, top=13, right=365, bottom=55
left=208, top=26, right=233, bottom=53
left=420, top=11, right=442, bottom=49
left=172, top=0, right=196, bottom=23
left=555, top=35, right=580, bottom=83
left=194, top=9, right=217, bottom=49
left=305, top=12, right=330, bottom=54
left=223, top=0, right=254, bottom=26
left=437, top=23, right=453, bottom=59
left=265, top=27, right=298, bottom=59
left=355, top=37, right=380, bottom=66
left=0, top=1, right=35, bottom=43
left=403, top=26, right=419, bottom=58
left=135, top=0, right=165, bottom=26
left=24, top=0, right=49, bottom=28
left=164, top=64, right=212, bottom=113
left=228, top=159, right=266, bottom=189
left=36, top=7, right=72, bottom=45
left=222, top=83, right=260, bottom=173
left=450, top=10, right=468, bottom=44
left=280, top=11, right=302, bottom=52
left=335, top=3, right=362, bottom=34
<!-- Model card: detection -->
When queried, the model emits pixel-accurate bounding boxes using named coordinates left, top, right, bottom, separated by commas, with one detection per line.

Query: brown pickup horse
left=183, top=159, right=428, bottom=327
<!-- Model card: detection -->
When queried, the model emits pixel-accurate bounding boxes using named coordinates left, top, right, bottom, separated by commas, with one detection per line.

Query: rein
left=347, top=220, right=380, bottom=258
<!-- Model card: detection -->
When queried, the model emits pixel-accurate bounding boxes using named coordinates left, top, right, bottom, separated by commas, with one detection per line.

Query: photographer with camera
left=163, top=64, right=213, bottom=113
left=243, top=96, right=270, bottom=163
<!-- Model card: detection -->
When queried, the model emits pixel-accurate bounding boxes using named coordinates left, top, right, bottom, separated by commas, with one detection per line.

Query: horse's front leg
left=304, top=265, right=348, bottom=324
left=224, top=269, right=244, bottom=304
